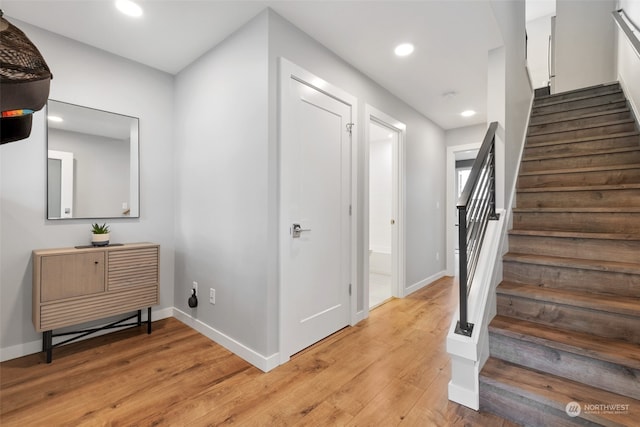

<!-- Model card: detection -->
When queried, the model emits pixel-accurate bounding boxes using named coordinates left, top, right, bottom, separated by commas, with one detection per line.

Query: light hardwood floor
left=1, top=276, right=516, bottom=426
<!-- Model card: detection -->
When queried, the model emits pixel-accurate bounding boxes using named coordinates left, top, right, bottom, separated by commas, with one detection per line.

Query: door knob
left=292, top=223, right=311, bottom=238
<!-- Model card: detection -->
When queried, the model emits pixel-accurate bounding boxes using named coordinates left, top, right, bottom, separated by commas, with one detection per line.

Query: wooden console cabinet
left=32, top=242, right=159, bottom=362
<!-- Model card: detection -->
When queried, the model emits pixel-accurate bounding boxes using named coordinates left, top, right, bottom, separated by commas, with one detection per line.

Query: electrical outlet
left=209, top=288, right=215, bottom=305
left=192, top=281, right=198, bottom=294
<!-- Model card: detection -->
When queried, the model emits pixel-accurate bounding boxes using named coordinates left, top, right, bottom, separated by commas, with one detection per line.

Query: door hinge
left=346, top=122, right=355, bottom=136
left=349, top=283, right=352, bottom=296
left=349, top=205, right=352, bottom=216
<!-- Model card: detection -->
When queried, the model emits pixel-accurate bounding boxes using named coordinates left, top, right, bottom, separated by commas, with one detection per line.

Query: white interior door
left=280, top=59, right=354, bottom=362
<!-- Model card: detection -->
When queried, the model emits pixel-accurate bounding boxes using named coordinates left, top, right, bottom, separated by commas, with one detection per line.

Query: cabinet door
left=40, top=253, right=105, bottom=302
left=108, top=247, right=159, bottom=291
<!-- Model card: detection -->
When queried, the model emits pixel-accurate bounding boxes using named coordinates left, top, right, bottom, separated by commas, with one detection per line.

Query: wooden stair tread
left=497, top=281, right=640, bottom=317
left=517, top=183, right=640, bottom=193
left=532, top=83, right=621, bottom=105
left=490, top=315, right=640, bottom=370
left=513, top=206, right=640, bottom=213
left=529, top=107, right=630, bottom=127
left=518, top=163, right=640, bottom=177
left=481, top=358, right=639, bottom=426
left=527, top=118, right=635, bottom=137
left=525, top=131, right=640, bottom=149
left=508, top=229, right=640, bottom=241
left=503, top=252, right=640, bottom=275
left=523, top=145, right=640, bottom=162
left=530, top=100, right=628, bottom=121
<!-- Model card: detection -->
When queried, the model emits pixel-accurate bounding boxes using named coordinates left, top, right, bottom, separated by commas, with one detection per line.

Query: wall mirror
left=46, top=100, right=139, bottom=219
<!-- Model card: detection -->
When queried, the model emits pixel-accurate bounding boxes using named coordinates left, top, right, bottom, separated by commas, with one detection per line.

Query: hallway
left=1, top=277, right=515, bottom=426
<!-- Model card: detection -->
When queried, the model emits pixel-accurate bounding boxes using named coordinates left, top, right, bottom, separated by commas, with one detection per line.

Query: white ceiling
left=525, top=0, right=556, bottom=22
left=2, top=0, right=505, bottom=130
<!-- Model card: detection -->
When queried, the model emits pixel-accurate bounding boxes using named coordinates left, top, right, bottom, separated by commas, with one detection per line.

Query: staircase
left=479, top=82, right=640, bottom=426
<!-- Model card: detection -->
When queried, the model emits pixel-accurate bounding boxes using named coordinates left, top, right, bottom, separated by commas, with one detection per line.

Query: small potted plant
left=91, top=223, right=110, bottom=246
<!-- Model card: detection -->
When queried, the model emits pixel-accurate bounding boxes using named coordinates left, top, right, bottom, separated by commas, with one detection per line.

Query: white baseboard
left=0, top=307, right=174, bottom=363
left=0, top=339, right=41, bottom=363
left=618, top=74, right=640, bottom=122
left=404, top=270, right=447, bottom=296
left=448, top=380, right=479, bottom=411
left=172, top=308, right=279, bottom=373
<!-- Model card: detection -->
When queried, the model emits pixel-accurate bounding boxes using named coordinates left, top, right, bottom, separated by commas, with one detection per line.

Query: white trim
left=363, top=105, right=406, bottom=313
left=173, top=308, right=279, bottom=373
left=0, top=307, right=173, bottom=363
left=47, top=149, right=74, bottom=218
left=618, top=73, right=640, bottom=122
left=0, top=339, right=41, bottom=363
left=278, top=57, right=358, bottom=365
left=446, top=142, right=482, bottom=276
left=405, top=270, right=447, bottom=296
left=448, top=371, right=480, bottom=410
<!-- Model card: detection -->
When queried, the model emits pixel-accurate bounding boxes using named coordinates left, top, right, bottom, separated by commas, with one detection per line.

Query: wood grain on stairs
left=481, top=81, right=640, bottom=425
left=518, top=164, right=640, bottom=188
left=489, top=316, right=640, bottom=399
left=480, top=358, right=639, bottom=427
left=529, top=100, right=628, bottom=125
left=507, top=229, right=640, bottom=263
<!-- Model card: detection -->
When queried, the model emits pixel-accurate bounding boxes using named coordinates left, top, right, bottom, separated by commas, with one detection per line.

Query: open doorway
left=369, top=121, right=395, bottom=308
left=365, top=106, right=406, bottom=310
left=454, top=155, right=477, bottom=257
left=446, top=143, right=480, bottom=276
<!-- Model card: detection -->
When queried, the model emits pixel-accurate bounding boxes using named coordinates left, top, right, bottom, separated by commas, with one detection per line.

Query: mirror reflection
left=46, top=100, right=139, bottom=219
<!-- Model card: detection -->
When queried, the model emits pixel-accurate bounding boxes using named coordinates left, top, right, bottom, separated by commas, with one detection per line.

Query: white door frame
left=278, top=58, right=359, bottom=364
left=47, top=149, right=74, bottom=218
left=363, top=105, right=406, bottom=314
left=446, top=143, right=481, bottom=276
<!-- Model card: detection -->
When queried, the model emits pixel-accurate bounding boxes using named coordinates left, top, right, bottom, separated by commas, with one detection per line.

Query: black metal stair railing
left=455, top=121, right=499, bottom=337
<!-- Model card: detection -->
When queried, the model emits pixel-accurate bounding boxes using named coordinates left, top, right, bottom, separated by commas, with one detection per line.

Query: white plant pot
left=91, top=233, right=110, bottom=246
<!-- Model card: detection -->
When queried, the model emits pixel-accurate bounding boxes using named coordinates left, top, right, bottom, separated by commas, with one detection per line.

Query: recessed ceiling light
left=394, top=43, right=414, bottom=57
left=48, top=115, right=63, bottom=122
left=116, top=0, right=143, bottom=18
left=460, top=110, right=476, bottom=117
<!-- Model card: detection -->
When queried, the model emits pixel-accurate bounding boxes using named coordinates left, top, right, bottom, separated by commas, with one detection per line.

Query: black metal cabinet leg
left=147, top=307, right=152, bottom=334
left=137, top=309, right=142, bottom=326
left=43, top=330, right=53, bottom=363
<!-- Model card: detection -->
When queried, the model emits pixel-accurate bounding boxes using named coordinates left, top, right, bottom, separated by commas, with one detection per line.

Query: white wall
left=527, top=14, right=554, bottom=89
left=268, top=10, right=447, bottom=321
left=616, top=0, right=640, bottom=117
left=173, top=10, right=447, bottom=363
left=445, top=123, right=487, bottom=148
left=555, top=0, right=617, bottom=93
left=173, top=12, right=271, bottom=356
left=0, top=20, right=175, bottom=360
left=490, top=0, right=533, bottom=210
